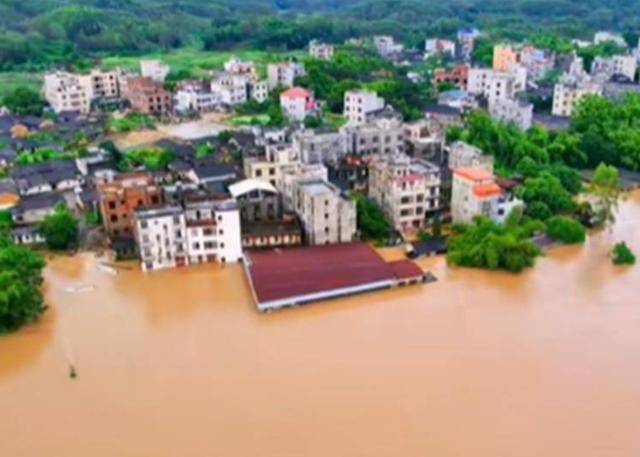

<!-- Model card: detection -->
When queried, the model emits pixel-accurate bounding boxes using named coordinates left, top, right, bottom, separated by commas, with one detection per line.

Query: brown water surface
left=2, top=193, right=640, bottom=456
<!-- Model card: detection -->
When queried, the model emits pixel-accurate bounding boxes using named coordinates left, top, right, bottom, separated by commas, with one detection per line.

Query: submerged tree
left=592, top=163, right=621, bottom=228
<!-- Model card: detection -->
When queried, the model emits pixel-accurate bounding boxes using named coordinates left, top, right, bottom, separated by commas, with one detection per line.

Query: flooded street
left=2, top=193, right=640, bottom=456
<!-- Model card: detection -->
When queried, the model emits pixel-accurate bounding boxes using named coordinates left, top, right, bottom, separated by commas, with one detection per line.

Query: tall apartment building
left=98, top=172, right=164, bottom=239
left=309, top=40, right=335, bottom=60
left=368, top=154, right=441, bottom=232
left=134, top=198, right=243, bottom=271
left=591, top=55, right=637, bottom=82
left=122, top=77, right=173, bottom=115
left=292, top=179, right=356, bottom=245
left=140, top=60, right=170, bottom=83
left=343, top=90, right=385, bottom=124
left=341, top=116, right=406, bottom=156
left=292, top=129, right=350, bottom=164
left=267, top=62, right=306, bottom=89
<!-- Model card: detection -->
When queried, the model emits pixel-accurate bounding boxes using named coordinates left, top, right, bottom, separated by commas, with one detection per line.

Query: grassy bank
left=0, top=72, right=43, bottom=99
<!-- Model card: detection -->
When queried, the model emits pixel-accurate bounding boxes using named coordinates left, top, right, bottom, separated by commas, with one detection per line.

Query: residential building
left=228, top=179, right=282, bottom=222
left=81, top=69, right=121, bottom=99
left=437, top=90, right=478, bottom=110
left=404, top=119, right=446, bottom=163
left=373, top=36, right=404, bottom=57
left=291, top=179, right=356, bottom=245
left=249, top=80, right=270, bottom=103
left=457, top=28, right=480, bottom=62
left=488, top=97, right=534, bottom=131
left=10, top=226, right=45, bottom=246
left=241, top=217, right=303, bottom=250
left=493, top=44, right=520, bottom=72
left=135, top=205, right=188, bottom=271
left=434, top=65, right=469, bottom=90
left=341, top=116, right=406, bottom=156
left=327, top=156, right=370, bottom=193
left=425, top=39, right=456, bottom=58
left=223, top=58, right=258, bottom=80
left=140, top=60, right=170, bottom=83
left=11, top=192, right=64, bottom=225
left=594, top=31, right=627, bottom=47
left=591, top=55, right=637, bottom=82
left=467, top=67, right=526, bottom=104
left=447, top=141, right=494, bottom=172
left=552, top=60, right=603, bottom=117
left=280, top=87, right=317, bottom=121
left=12, top=161, right=81, bottom=196
left=243, top=142, right=300, bottom=189
left=281, top=163, right=328, bottom=211
left=267, top=62, right=306, bottom=89
left=451, top=167, right=523, bottom=223
left=122, top=77, right=172, bottom=115
left=519, top=46, right=556, bottom=81
left=309, top=40, right=335, bottom=60
left=174, top=81, right=220, bottom=113
left=292, top=128, right=350, bottom=164
left=343, top=90, right=385, bottom=124
left=210, top=72, right=249, bottom=106
left=43, top=72, right=92, bottom=114
left=98, top=172, right=164, bottom=239
left=368, top=154, right=441, bottom=232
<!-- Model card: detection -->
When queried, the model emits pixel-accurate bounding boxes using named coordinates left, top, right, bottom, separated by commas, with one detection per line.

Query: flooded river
left=2, top=192, right=640, bottom=456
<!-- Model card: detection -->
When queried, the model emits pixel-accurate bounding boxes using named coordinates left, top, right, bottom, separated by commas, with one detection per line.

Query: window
left=110, top=215, right=118, bottom=223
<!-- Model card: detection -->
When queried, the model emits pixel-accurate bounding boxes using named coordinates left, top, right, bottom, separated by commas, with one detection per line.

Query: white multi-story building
left=368, top=154, right=441, bottom=232
left=135, top=205, right=189, bottom=272
left=134, top=200, right=243, bottom=272
left=341, top=116, right=406, bottom=156
left=292, top=129, right=350, bottom=164
left=81, top=69, right=121, bottom=99
left=223, top=58, right=258, bottom=80
left=140, top=60, right=170, bottom=83
left=451, top=168, right=522, bottom=224
left=292, top=179, right=356, bottom=245
left=373, top=36, right=404, bottom=57
left=591, top=55, right=637, bottom=82
left=210, top=72, right=249, bottom=106
left=280, top=87, right=317, bottom=121
left=488, top=97, right=533, bottom=131
left=44, top=72, right=92, bottom=113
left=447, top=141, right=494, bottom=172
left=425, top=39, right=456, bottom=58
left=244, top=142, right=300, bottom=189
left=174, top=81, right=220, bottom=113
left=468, top=67, right=526, bottom=105
left=281, top=163, right=328, bottom=211
left=267, top=62, right=306, bottom=89
left=309, top=40, right=335, bottom=60
left=594, top=31, right=627, bottom=47
left=249, top=80, right=270, bottom=103
left=343, top=90, right=385, bottom=124
left=552, top=60, right=603, bottom=117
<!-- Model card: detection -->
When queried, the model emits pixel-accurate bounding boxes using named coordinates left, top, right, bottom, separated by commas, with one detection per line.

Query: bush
left=612, top=242, right=636, bottom=266
left=545, top=216, right=586, bottom=244
left=353, top=194, right=391, bottom=241
left=39, top=206, right=79, bottom=251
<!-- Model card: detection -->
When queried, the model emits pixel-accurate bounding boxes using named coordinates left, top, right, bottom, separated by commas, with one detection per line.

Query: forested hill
left=2, top=0, right=640, bottom=70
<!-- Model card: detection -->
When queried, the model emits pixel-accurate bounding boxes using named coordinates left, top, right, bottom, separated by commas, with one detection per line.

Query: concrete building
left=309, top=40, right=335, bottom=60
left=493, top=44, right=520, bottom=72
left=434, top=65, right=469, bottom=90
left=343, top=90, right=385, bottom=124
left=591, top=55, right=637, bottom=82
left=341, top=116, right=406, bottom=156
left=447, top=141, right=494, bottom=172
left=267, top=62, right=306, bottom=89
left=488, top=97, right=534, bottom=131
left=292, top=179, right=356, bottom=245
left=122, top=77, right=172, bottom=115
left=552, top=61, right=603, bottom=117
left=81, top=69, right=121, bottom=99
left=249, top=80, right=270, bottom=103
left=135, top=205, right=188, bottom=271
left=451, top=168, right=522, bottom=224
left=594, top=31, right=627, bottom=47
left=210, top=72, right=249, bottom=106
left=223, top=58, right=258, bottom=80
left=281, top=163, right=328, bottom=211
left=467, top=67, right=526, bottom=105
left=457, top=28, right=480, bottom=62
left=228, top=179, right=282, bottom=222
left=280, top=87, right=317, bottom=121
left=140, top=60, right=170, bottom=83
left=425, top=39, right=456, bottom=58
left=292, top=128, right=350, bottom=164
left=368, top=154, right=441, bottom=232
left=373, top=36, right=404, bottom=57
left=98, top=172, right=164, bottom=239
left=174, top=81, right=220, bottom=113
left=44, top=72, right=92, bottom=114
left=437, top=90, right=478, bottom=110
left=243, top=142, right=300, bottom=189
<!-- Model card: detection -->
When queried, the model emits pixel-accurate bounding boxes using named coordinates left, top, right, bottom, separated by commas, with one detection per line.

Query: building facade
left=343, top=90, right=385, bottom=124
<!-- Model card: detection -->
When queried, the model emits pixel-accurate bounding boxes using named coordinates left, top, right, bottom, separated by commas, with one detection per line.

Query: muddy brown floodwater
left=2, top=192, right=640, bottom=457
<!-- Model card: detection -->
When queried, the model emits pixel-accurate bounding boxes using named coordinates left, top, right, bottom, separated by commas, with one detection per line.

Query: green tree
left=353, top=194, right=391, bottom=241
left=39, top=206, right=79, bottom=251
left=545, top=216, right=586, bottom=244
left=612, top=242, right=636, bottom=265
left=2, top=87, right=45, bottom=116
left=592, top=163, right=621, bottom=228
left=518, top=172, right=576, bottom=215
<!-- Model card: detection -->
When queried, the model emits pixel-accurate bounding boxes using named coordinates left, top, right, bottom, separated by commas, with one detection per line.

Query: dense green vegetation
left=39, top=206, right=79, bottom=251
left=545, top=216, right=586, bottom=244
left=352, top=193, right=392, bottom=242
left=108, top=113, right=156, bottom=133
left=1, top=87, right=46, bottom=116
left=447, top=213, right=543, bottom=273
left=122, top=147, right=174, bottom=171
left=591, top=163, right=622, bottom=227
left=612, top=242, right=636, bottom=266
left=0, top=236, right=47, bottom=334
left=16, top=148, right=78, bottom=166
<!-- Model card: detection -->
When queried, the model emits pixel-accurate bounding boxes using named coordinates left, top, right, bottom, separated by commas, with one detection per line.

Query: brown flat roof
left=245, top=243, right=423, bottom=308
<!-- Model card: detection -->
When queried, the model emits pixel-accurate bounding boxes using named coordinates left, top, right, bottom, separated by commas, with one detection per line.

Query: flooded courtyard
left=1, top=192, right=640, bottom=456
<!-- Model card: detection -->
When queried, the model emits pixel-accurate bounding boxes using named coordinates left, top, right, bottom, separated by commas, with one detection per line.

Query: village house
left=591, top=55, right=637, bottom=82
left=594, top=31, right=627, bottom=47
left=140, top=60, right=170, bottom=83
left=552, top=57, right=603, bottom=117
left=43, top=72, right=92, bottom=114
left=267, top=62, right=306, bottom=89
left=457, top=28, right=480, bottom=62
left=12, top=161, right=81, bottom=196
left=493, top=44, right=556, bottom=81
left=437, top=89, right=478, bottom=110
left=243, top=142, right=300, bottom=189
left=373, top=36, right=404, bottom=57
left=122, top=76, right=172, bottom=116
left=10, top=225, right=45, bottom=246
left=11, top=192, right=64, bottom=225
left=447, top=141, right=494, bottom=172
left=279, top=87, right=318, bottom=121
left=404, top=119, right=446, bottom=163
left=249, top=80, right=270, bottom=103
left=98, top=172, right=164, bottom=239
left=327, top=156, right=370, bottom=193
left=343, top=90, right=386, bottom=125
left=223, top=58, right=259, bottom=80
left=368, top=154, right=442, bottom=232
left=210, top=72, right=250, bottom=106
left=174, top=80, right=220, bottom=113
left=292, top=128, right=350, bottom=164
left=425, top=39, right=456, bottom=58
left=241, top=216, right=303, bottom=250
left=488, top=97, right=534, bottom=131
left=434, top=65, right=469, bottom=90
left=467, top=66, right=527, bottom=105
left=341, top=115, right=406, bottom=156
left=309, top=40, right=335, bottom=60
left=228, top=179, right=282, bottom=223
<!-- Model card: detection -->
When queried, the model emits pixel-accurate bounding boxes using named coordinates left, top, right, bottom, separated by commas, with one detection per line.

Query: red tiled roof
left=454, top=167, right=494, bottom=182
left=281, top=87, right=312, bottom=99
left=246, top=243, right=422, bottom=304
left=473, top=183, right=502, bottom=198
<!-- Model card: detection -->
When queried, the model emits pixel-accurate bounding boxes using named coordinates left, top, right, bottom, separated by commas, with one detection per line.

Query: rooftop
left=454, top=167, right=494, bottom=182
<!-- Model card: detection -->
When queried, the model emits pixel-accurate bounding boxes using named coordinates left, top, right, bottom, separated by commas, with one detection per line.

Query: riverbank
left=0, top=191, right=639, bottom=456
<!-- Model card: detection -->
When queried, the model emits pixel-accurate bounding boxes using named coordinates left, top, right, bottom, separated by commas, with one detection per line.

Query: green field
left=0, top=72, right=43, bottom=99
left=100, top=48, right=306, bottom=79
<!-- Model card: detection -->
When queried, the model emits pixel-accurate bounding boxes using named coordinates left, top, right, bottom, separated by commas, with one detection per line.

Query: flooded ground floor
left=1, top=192, right=640, bottom=456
